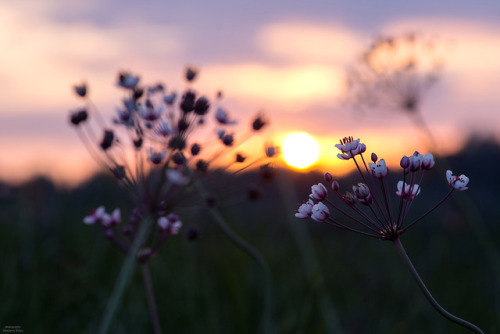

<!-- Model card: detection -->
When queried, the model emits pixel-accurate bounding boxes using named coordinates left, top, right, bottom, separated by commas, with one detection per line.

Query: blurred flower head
left=70, top=67, right=276, bottom=260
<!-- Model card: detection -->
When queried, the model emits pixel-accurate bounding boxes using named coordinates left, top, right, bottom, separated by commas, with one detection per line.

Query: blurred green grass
left=1, top=138, right=499, bottom=333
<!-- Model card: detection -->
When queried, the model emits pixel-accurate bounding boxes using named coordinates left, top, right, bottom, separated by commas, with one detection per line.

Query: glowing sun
left=282, top=132, right=319, bottom=169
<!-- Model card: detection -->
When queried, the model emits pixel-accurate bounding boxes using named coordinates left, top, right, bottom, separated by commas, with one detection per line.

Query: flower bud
left=100, top=130, right=114, bottom=151
left=400, top=156, right=410, bottom=169
left=74, top=83, right=87, bottom=98
left=194, top=96, right=210, bottom=115
left=422, top=153, right=435, bottom=170
left=180, top=90, right=196, bottom=113
left=371, top=152, right=378, bottom=162
left=222, top=134, right=234, bottom=146
left=310, top=183, right=328, bottom=201
left=70, top=109, right=88, bottom=126
left=331, top=180, right=340, bottom=192
left=343, top=192, right=357, bottom=205
left=252, top=115, right=267, bottom=131
left=236, top=153, right=246, bottom=163
left=186, top=67, right=197, bottom=82
left=324, top=172, right=333, bottom=183
left=191, top=143, right=201, bottom=156
left=196, top=159, right=209, bottom=172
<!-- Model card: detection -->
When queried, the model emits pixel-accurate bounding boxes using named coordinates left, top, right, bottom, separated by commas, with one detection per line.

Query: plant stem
left=393, top=238, right=484, bottom=334
left=141, top=263, right=162, bottom=334
left=98, top=216, right=153, bottom=334
left=188, top=169, right=275, bottom=334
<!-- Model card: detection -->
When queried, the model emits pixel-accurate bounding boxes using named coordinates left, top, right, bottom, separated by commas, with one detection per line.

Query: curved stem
left=393, top=238, right=484, bottom=334
left=141, top=263, right=163, bottom=334
left=188, top=169, right=275, bottom=334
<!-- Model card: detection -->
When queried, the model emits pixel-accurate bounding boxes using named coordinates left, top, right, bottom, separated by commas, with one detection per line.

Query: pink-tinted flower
left=311, top=202, right=330, bottom=222
left=335, top=136, right=366, bottom=160
left=83, top=206, right=106, bottom=225
left=310, top=183, right=328, bottom=201
left=446, top=170, right=469, bottom=191
left=396, top=181, right=421, bottom=200
left=408, top=151, right=423, bottom=172
left=102, top=208, right=121, bottom=227
left=158, top=214, right=183, bottom=235
left=295, top=200, right=314, bottom=218
left=369, top=159, right=388, bottom=178
left=353, top=183, right=372, bottom=205
left=422, top=153, right=435, bottom=170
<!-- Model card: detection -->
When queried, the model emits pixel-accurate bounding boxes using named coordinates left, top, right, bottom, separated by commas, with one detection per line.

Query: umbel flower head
left=345, top=32, right=443, bottom=115
left=69, top=68, right=276, bottom=261
left=295, top=137, right=469, bottom=241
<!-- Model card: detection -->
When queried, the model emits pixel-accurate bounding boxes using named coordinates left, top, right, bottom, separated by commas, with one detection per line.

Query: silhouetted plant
left=296, top=136, right=483, bottom=333
left=69, top=68, right=276, bottom=334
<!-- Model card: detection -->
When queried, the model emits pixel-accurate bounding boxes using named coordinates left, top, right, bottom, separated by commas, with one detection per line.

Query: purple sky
left=1, top=0, right=499, bottom=184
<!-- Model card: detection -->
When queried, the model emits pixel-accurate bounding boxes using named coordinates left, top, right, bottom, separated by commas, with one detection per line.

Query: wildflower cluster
left=345, top=33, right=443, bottom=114
left=70, top=68, right=275, bottom=260
left=296, top=137, right=469, bottom=241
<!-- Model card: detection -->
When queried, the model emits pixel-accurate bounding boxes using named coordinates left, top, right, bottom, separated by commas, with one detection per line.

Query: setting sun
left=282, top=132, right=319, bottom=169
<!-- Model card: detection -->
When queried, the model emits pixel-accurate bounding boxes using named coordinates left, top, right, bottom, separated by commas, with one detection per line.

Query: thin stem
left=141, top=263, right=163, bottom=334
left=98, top=215, right=153, bottom=334
left=393, top=238, right=484, bottom=334
left=187, top=168, right=275, bottom=334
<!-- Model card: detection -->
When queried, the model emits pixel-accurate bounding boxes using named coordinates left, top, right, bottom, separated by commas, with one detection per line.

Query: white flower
left=167, top=168, right=190, bottom=186
left=408, top=151, right=423, bottom=171
left=353, top=183, right=372, bottom=205
left=83, top=206, right=106, bottom=225
left=396, top=181, right=421, bottom=200
left=335, top=137, right=366, bottom=160
left=369, top=159, right=388, bottom=178
left=421, top=153, right=435, bottom=170
left=102, top=208, right=121, bottom=227
left=215, top=107, right=237, bottom=125
left=311, top=202, right=330, bottom=222
left=310, top=183, right=328, bottom=201
left=295, top=199, right=314, bottom=219
left=158, top=214, right=183, bottom=235
left=446, top=170, right=469, bottom=191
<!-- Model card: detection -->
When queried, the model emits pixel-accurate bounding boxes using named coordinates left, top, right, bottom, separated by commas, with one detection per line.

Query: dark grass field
left=1, top=138, right=500, bottom=333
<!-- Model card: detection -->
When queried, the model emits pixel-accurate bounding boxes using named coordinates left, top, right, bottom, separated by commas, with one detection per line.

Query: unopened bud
left=186, top=67, right=197, bottom=82
left=324, top=172, right=333, bottom=183
left=191, top=143, right=201, bottom=156
left=400, top=156, right=410, bottom=169
left=371, top=153, right=378, bottom=162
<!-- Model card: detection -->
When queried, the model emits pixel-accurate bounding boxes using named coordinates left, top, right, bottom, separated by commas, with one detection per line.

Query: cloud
left=256, top=21, right=363, bottom=64
left=0, top=4, right=184, bottom=114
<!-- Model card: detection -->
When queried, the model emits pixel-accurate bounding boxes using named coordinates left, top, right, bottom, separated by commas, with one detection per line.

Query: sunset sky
left=1, top=0, right=500, bottom=185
